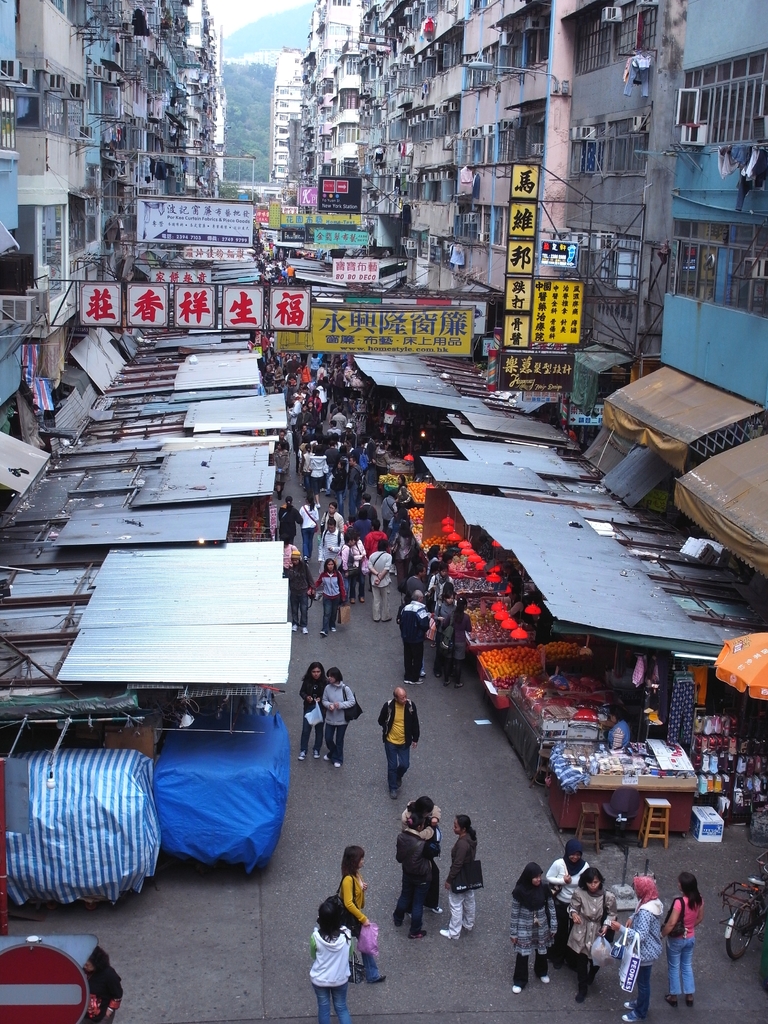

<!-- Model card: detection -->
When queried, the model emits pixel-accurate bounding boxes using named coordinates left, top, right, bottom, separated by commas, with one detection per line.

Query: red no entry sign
left=0, top=943, right=88, bottom=1024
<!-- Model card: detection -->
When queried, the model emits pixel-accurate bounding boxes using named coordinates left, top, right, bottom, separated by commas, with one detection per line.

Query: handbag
left=664, top=896, right=686, bottom=939
left=618, top=929, right=641, bottom=992
left=357, top=921, right=379, bottom=957
left=439, top=623, right=455, bottom=654
left=304, top=702, right=323, bottom=726
left=343, top=685, right=363, bottom=722
left=338, top=603, right=351, bottom=625
left=426, top=617, right=437, bottom=642
left=361, top=556, right=370, bottom=576
left=451, top=858, right=484, bottom=893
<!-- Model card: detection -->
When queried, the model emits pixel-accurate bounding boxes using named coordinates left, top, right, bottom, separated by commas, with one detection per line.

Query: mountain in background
left=224, top=6, right=313, bottom=58
left=222, top=63, right=275, bottom=182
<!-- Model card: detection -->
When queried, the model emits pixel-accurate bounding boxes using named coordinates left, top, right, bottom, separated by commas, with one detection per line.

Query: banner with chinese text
left=499, top=352, right=575, bottom=393
left=276, top=307, right=473, bottom=354
left=332, top=259, right=380, bottom=283
left=504, top=164, right=540, bottom=350
left=137, top=199, right=253, bottom=247
left=532, top=280, right=584, bottom=344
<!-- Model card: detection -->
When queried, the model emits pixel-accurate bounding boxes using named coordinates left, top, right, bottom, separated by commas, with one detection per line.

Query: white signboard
left=127, top=283, right=170, bottom=327
left=223, top=286, right=264, bottom=330
left=150, top=268, right=211, bottom=283
left=270, top=288, right=311, bottom=332
left=79, top=283, right=122, bottom=327
left=174, top=285, right=216, bottom=328
left=182, top=246, right=254, bottom=261
left=332, top=258, right=380, bottom=283
left=138, top=199, right=254, bottom=247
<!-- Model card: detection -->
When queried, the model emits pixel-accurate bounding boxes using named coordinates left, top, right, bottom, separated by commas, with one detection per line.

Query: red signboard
left=79, top=283, right=121, bottom=327
left=0, top=943, right=88, bottom=1024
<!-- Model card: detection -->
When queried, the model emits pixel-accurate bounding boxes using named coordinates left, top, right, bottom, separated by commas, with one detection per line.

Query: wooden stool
left=529, top=747, right=552, bottom=787
left=639, top=797, right=671, bottom=848
left=576, top=802, right=601, bottom=852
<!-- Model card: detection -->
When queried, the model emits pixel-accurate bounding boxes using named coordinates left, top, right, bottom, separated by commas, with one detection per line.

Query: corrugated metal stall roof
left=0, top=433, right=51, bottom=498
left=459, top=409, right=570, bottom=445
left=449, top=490, right=742, bottom=654
left=422, top=457, right=551, bottom=493
left=184, top=394, right=287, bottom=433
left=59, top=544, right=291, bottom=685
left=54, top=504, right=232, bottom=546
left=584, top=426, right=635, bottom=474
left=397, top=389, right=489, bottom=414
left=602, top=446, right=671, bottom=508
left=70, top=329, right=125, bottom=393
left=173, top=352, right=263, bottom=392
left=132, top=446, right=275, bottom=505
left=452, top=438, right=587, bottom=480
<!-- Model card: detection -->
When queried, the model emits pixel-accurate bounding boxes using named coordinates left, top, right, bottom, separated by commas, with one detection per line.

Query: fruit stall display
left=379, top=473, right=401, bottom=495
left=477, top=647, right=544, bottom=690
left=466, top=609, right=534, bottom=650
left=539, top=641, right=592, bottom=670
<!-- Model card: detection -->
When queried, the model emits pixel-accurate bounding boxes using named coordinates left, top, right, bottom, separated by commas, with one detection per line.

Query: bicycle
left=720, top=851, right=768, bottom=960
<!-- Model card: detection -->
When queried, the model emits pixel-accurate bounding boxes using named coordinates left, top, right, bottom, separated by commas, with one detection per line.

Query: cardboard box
left=691, top=805, right=724, bottom=843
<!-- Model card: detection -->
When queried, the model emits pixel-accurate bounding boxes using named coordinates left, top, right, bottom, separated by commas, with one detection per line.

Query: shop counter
left=548, top=774, right=697, bottom=834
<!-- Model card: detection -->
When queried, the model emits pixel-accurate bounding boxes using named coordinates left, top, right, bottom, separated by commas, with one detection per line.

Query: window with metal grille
left=454, top=211, right=478, bottom=241
left=682, top=52, right=767, bottom=143
left=673, top=220, right=768, bottom=317
left=576, top=14, right=612, bottom=75
left=0, top=87, right=15, bottom=150
left=618, top=2, right=658, bottom=55
left=492, top=205, right=506, bottom=246
left=607, top=119, right=648, bottom=172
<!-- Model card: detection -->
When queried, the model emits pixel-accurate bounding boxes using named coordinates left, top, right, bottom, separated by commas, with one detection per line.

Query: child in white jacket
left=310, top=898, right=353, bottom=1024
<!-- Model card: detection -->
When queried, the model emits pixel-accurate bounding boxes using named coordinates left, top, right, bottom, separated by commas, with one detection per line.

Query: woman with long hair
left=567, top=867, right=617, bottom=1003
left=339, top=846, right=385, bottom=984
left=661, top=872, right=704, bottom=1007
left=509, top=862, right=556, bottom=993
left=448, top=596, right=473, bottom=688
left=298, top=662, right=326, bottom=760
left=84, top=946, right=122, bottom=1021
left=440, top=814, right=478, bottom=940
left=309, top=898, right=353, bottom=1024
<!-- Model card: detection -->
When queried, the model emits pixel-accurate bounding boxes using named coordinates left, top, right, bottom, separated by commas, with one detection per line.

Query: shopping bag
left=618, top=930, right=641, bottom=992
left=338, top=603, right=351, bottom=626
left=348, top=950, right=365, bottom=984
left=304, top=703, right=323, bottom=726
left=590, top=935, right=613, bottom=967
left=451, top=858, right=484, bottom=893
left=358, top=921, right=379, bottom=957
left=426, top=617, right=437, bottom=642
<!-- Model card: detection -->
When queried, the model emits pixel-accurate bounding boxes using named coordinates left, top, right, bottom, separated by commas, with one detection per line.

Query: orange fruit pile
left=407, top=481, right=431, bottom=503
left=538, top=641, right=583, bottom=662
left=478, top=646, right=542, bottom=682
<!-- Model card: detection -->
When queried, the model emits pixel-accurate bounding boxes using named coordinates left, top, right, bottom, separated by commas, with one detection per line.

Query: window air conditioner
left=747, top=259, right=768, bottom=279
left=478, top=231, right=489, bottom=243
left=570, top=125, right=597, bottom=141
left=632, top=114, right=649, bottom=132
left=404, top=239, right=417, bottom=252
left=79, top=125, right=93, bottom=139
left=498, top=119, right=513, bottom=131
left=48, top=73, right=65, bottom=91
left=530, top=143, right=545, bottom=156
left=448, top=99, right=460, bottom=111
left=601, top=7, right=623, bottom=23
left=468, top=126, right=482, bottom=137
left=483, top=124, right=494, bottom=135
left=680, top=123, right=707, bottom=146
left=0, top=59, right=21, bottom=82
left=523, top=17, right=541, bottom=31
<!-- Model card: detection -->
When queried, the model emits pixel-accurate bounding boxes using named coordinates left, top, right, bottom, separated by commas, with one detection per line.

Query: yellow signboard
left=505, top=276, right=533, bottom=312
left=282, top=213, right=362, bottom=227
left=506, top=240, right=536, bottom=276
left=277, top=307, right=473, bottom=355
left=503, top=313, right=532, bottom=350
left=532, top=279, right=584, bottom=345
left=508, top=202, right=537, bottom=239
left=511, top=164, right=540, bottom=201
left=268, top=202, right=282, bottom=229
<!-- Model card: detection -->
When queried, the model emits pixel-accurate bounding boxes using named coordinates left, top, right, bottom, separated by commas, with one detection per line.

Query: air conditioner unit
left=530, top=142, right=545, bottom=156
left=79, top=125, right=93, bottom=139
left=448, top=99, right=460, bottom=111
left=747, top=258, right=768, bottom=279
left=91, top=65, right=104, bottom=79
left=403, top=5, right=413, bottom=13
left=0, top=59, right=21, bottom=82
left=753, top=115, right=768, bottom=141
left=69, top=82, right=84, bottom=99
left=48, top=73, right=65, bottom=91
left=498, top=119, right=513, bottom=131
left=443, top=240, right=453, bottom=251
left=27, top=288, right=49, bottom=319
left=468, top=126, right=482, bottom=137
left=404, top=239, right=417, bottom=252
left=478, top=231, right=489, bottom=243
left=499, top=31, right=511, bottom=47
left=0, top=297, right=33, bottom=324
left=680, top=122, right=707, bottom=145
left=19, top=67, right=30, bottom=86
left=570, top=125, right=597, bottom=141
left=523, top=16, right=541, bottom=31
left=483, top=124, right=494, bottom=136
left=601, top=7, right=623, bottom=23
left=593, top=233, right=616, bottom=250
left=429, top=234, right=438, bottom=246
left=632, top=114, right=650, bottom=132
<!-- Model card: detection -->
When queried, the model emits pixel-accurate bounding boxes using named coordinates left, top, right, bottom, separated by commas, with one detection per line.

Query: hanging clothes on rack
left=667, top=675, right=696, bottom=748
left=623, top=52, right=653, bottom=98
left=458, top=165, right=473, bottom=195
left=449, top=243, right=464, bottom=267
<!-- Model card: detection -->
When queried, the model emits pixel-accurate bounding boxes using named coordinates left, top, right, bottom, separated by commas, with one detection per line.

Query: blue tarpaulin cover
left=153, top=712, right=289, bottom=872
left=7, top=748, right=160, bottom=905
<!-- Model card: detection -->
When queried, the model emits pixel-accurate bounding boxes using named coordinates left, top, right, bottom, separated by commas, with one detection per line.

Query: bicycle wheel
left=726, top=905, right=756, bottom=960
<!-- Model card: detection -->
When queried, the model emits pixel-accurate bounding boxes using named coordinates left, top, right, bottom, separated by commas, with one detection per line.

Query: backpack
left=439, top=623, right=455, bottom=655
left=359, top=451, right=369, bottom=471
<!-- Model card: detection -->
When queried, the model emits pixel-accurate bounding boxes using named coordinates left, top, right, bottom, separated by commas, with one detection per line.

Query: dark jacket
left=396, top=829, right=432, bottom=882
left=286, top=560, right=314, bottom=595
left=445, top=833, right=478, bottom=886
left=86, top=965, right=123, bottom=1021
left=299, top=673, right=325, bottom=705
left=399, top=599, right=431, bottom=644
left=378, top=697, right=420, bottom=745
left=278, top=504, right=302, bottom=541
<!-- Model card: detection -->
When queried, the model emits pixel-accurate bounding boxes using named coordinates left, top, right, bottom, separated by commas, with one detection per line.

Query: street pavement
left=9, top=478, right=768, bottom=1023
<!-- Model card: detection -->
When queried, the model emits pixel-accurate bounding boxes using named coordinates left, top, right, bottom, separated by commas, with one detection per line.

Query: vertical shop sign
left=504, top=165, right=540, bottom=351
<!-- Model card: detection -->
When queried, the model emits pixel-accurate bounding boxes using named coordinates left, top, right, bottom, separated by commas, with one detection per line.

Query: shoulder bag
left=343, top=685, right=363, bottom=722
left=451, top=857, right=484, bottom=893
left=664, top=896, right=686, bottom=939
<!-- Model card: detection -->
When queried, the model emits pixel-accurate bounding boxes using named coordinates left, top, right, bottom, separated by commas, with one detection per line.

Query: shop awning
left=603, top=367, right=762, bottom=472
left=675, top=435, right=768, bottom=577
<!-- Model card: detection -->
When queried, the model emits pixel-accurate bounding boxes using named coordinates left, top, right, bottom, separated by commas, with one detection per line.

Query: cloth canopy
left=674, top=434, right=768, bottom=577
left=571, top=347, right=632, bottom=413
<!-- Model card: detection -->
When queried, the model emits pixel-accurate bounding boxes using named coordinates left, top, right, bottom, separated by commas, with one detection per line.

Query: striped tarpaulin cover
left=6, top=747, right=160, bottom=905
left=21, top=343, right=37, bottom=387
left=33, top=377, right=54, bottom=411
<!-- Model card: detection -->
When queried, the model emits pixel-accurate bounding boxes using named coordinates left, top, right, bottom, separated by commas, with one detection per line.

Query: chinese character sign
left=223, top=287, right=264, bottom=329
left=284, top=213, right=362, bottom=227
left=532, top=280, right=584, bottom=344
left=503, top=313, right=532, bottom=350
left=508, top=203, right=537, bottom=239
left=314, top=229, right=369, bottom=246
left=138, top=199, right=253, bottom=247
left=182, top=247, right=252, bottom=262
left=80, top=283, right=122, bottom=327
left=332, top=259, right=380, bottom=283
left=151, top=269, right=211, bottom=283
left=499, top=353, right=575, bottom=393
left=127, top=284, right=169, bottom=327
left=511, top=164, right=540, bottom=199
left=276, top=307, right=473, bottom=355
left=270, top=288, right=311, bottom=332
left=540, top=240, right=579, bottom=269
left=505, top=276, right=533, bottom=312
left=175, top=286, right=216, bottom=328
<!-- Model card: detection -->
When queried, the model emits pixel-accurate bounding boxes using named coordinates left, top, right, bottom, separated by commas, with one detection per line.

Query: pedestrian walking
left=309, top=446, right=329, bottom=503
left=381, top=492, right=397, bottom=535
left=322, top=667, right=355, bottom=767
left=440, top=815, right=478, bottom=940
left=377, top=687, right=420, bottom=798
left=298, top=662, right=326, bottom=760
left=369, top=540, right=392, bottom=622
left=273, top=440, right=290, bottom=500
left=610, top=876, right=664, bottom=1022
left=432, top=584, right=455, bottom=679
left=341, top=529, right=366, bottom=604
left=546, top=838, right=589, bottom=969
left=319, top=519, right=343, bottom=567
left=321, top=501, right=345, bottom=537
left=331, top=447, right=349, bottom=518
left=567, top=867, right=617, bottom=1003
left=509, top=862, right=556, bottom=993
left=347, top=455, right=363, bottom=519
left=84, top=945, right=122, bottom=1021
left=287, top=549, right=315, bottom=634
left=446, top=596, right=473, bottom=687
left=661, top=872, right=704, bottom=1008
left=339, top=846, right=386, bottom=984
left=392, top=522, right=417, bottom=589
left=399, top=796, right=442, bottom=914
left=300, top=497, right=321, bottom=561
left=393, top=803, right=433, bottom=939
left=278, top=496, right=302, bottom=545
left=399, top=590, right=430, bottom=685
left=309, top=898, right=353, bottom=1024
left=315, top=558, right=346, bottom=636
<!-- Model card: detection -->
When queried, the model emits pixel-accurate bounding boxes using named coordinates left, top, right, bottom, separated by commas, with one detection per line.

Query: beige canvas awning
left=603, top=367, right=761, bottom=472
left=675, top=435, right=768, bottom=577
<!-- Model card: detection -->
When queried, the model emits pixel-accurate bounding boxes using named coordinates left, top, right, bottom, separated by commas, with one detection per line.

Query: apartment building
left=272, top=49, right=304, bottom=183
left=0, top=0, right=221, bottom=435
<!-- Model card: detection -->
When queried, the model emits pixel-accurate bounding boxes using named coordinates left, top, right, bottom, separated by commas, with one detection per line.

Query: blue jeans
left=633, top=964, right=652, bottom=1019
left=300, top=714, right=323, bottom=755
left=301, top=527, right=315, bottom=560
left=361, top=951, right=380, bottom=982
left=322, top=596, right=340, bottom=632
left=394, top=873, right=429, bottom=935
left=348, top=485, right=359, bottom=519
left=334, top=489, right=347, bottom=518
left=384, top=740, right=410, bottom=793
left=290, top=591, right=309, bottom=628
left=324, top=722, right=348, bottom=764
left=312, top=983, right=351, bottom=1024
left=366, top=465, right=377, bottom=486
left=346, top=571, right=364, bottom=601
left=666, top=936, right=695, bottom=995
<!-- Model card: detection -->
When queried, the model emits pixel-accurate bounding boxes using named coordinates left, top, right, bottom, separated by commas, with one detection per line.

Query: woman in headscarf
left=546, top=838, right=589, bottom=969
left=567, top=867, right=617, bottom=1003
left=610, top=875, right=664, bottom=1022
left=509, top=862, right=556, bottom=993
